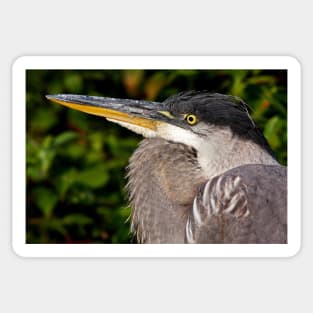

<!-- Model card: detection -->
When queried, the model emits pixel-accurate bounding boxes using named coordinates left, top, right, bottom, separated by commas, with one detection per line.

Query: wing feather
left=185, top=164, right=287, bottom=244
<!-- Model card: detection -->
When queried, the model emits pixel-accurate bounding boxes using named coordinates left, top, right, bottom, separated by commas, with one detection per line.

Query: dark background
left=26, top=69, right=287, bottom=243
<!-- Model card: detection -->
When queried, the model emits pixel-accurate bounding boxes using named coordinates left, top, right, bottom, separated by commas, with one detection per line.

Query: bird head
left=46, top=91, right=276, bottom=177
left=47, top=91, right=272, bottom=149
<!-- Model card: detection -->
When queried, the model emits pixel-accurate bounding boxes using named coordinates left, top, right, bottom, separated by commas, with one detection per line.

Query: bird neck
left=188, top=126, right=279, bottom=179
left=127, top=138, right=206, bottom=243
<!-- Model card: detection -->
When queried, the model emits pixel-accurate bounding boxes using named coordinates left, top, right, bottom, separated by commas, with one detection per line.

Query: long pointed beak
left=46, top=94, right=165, bottom=130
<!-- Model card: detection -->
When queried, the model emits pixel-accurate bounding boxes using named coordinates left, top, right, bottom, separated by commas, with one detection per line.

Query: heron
left=46, top=91, right=287, bottom=244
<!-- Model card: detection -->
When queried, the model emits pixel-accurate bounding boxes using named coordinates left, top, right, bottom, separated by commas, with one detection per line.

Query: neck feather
left=126, top=135, right=277, bottom=243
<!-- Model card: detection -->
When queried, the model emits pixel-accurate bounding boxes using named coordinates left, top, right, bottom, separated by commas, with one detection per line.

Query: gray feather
left=186, top=164, right=287, bottom=243
left=127, top=138, right=287, bottom=244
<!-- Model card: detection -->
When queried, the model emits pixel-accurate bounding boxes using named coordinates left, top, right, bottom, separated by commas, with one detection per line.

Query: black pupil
left=188, top=116, right=194, bottom=122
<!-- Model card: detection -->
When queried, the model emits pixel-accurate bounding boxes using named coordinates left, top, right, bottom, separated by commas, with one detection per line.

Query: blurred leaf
left=38, top=137, right=56, bottom=175
left=67, top=188, right=95, bottom=205
left=226, top=70, right=248, bottom=96
left=63, top=214, right=93, bottom=226
left=76, top=165, right=110, bottom=189
left=27, top=137, right=43, bottom=181
left=67, top=110, right=90, bottom=131
left=57, top=141, right=86, bottom=159
left=63, top=214, right=93, bottom=237
left=251, top=99, right=271, bottom=120
left=45, top=218, right=68, bottom=236
left=32, top=187, right=58, bottom=217
left=54, top=131, right=78, bottom=147
left=42, top=136, right=53, bottom=149
left=123, top=70, right=144, bottom=96
left=55, top=168, right=78, bottom=198
left=89, top=132, right=104, bottom=152
left=29, top=107, right=58, bottom=133
left=145, top=72, right=171, bottom=100
left=247, top=75, right=276, bottom=85
left=27, top=166, right=43, bottom=182
left=64, top=73, right=83, bottom=92
left=264, top=116, right=284, bottom=149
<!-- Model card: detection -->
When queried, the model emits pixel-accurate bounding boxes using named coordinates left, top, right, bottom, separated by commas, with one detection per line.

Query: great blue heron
left=46, top=91, right=287, bottom=244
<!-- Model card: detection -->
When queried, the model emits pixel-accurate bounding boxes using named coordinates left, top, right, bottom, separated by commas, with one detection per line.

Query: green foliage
left=26, top=69, right=287, bottom=243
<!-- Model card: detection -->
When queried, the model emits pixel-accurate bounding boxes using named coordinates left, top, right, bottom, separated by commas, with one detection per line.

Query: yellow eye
left=185, top=114, right=197, bottom=125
